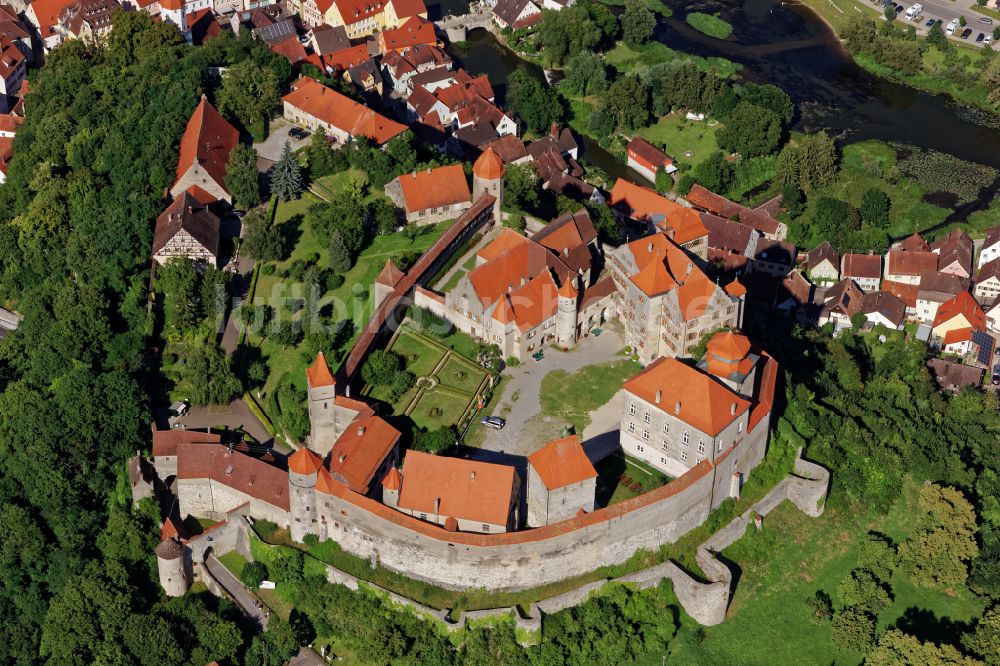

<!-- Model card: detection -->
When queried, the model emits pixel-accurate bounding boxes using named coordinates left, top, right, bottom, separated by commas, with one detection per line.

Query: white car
left=946, top=18, right=959, bottom=35
left=986, top=34, right=994, bottom=45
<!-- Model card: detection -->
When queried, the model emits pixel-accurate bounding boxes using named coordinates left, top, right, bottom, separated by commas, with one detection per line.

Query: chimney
left=687, top=262, right=693, bottom=274
left=647, top=242, right=653, bottom=253
left=563, top=247, right=568, bottom=256
left=674, top=401, right=681, bottom=415
left=345, top=385, right=351, bottom=397
left=339, top=453, right=346, bottom=463
left=470, top=470, right=476, bottom=481
left=550, top=122, right=558, bottom=138
left=655, top=390, right=661, bottom=404
left=357, top=425, right=365, bottom=436
left=731, top=402, right=737, bottom=416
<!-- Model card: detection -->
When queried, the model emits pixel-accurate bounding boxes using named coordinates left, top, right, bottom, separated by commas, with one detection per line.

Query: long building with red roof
left=170, top=96, right=239, bottom=203
left=283, top=76, right=407, bottom=146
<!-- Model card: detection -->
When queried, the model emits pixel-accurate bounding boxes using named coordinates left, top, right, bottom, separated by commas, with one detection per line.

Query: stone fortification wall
left=178, top=478, right=289, bottom=529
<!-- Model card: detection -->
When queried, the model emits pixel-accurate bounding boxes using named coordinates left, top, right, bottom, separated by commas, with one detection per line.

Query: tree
left=602, top=74, right=650, bottom=131
left=308, top=193, right=366, bottom=254
left=507, top=70, right=565, bottom=135
left=225, top=144, right=260, bottom=210
left=371, top=198, right=400, bottom=235
left=361, top=349, right=404, bottom=386
left=860, top=188, right=892, bottom=229
left=504, top=162, right=541, bottom=212
left=268, top=320, right=302, bottom=348
left=836, top=568, right=893, bottom=612
left=329, top=230, right=352, bottom=273
left=305, top=129, right=348, bottom=179
left=739, top=83, right=795, bottom=125
left=585, top=200, right=621, bottom=243
left=899, top=483, right=979, bottom=588
left=180, top=343, right=243, bottom=405
left=692, top=151, right=735, bottom=194
left=621, top=0, right=655, bottom=46
left=563, top=51, right=608, bottom=96
left=241, top=561, right=269, bottom=588
left=811, top=196, right=851, bottom=240
left=217, top=60, right=280, bottom=130
left=536, top=5, right=604, bottom=66
left=270, top=141, right=303, bottom=202
left=654, top=166, right=672, bottom=193
left=716, top=102, right=783, bottom=157
left=831, top=608, right=876, bottom=653
left=884, top=4, right=896, bottom=21
left=157, top=258, right=200, bottom=330
left=960, top=14, right=967, bottom=26
left=241, top=207, right=286, bottom=262
left=928, top=20, right=948, bottom=49
left=963, top=605, right=1000, bottom=664
left=868, top=630, right=980, bottom=666
left=857, top=533, right=898, bottom=583
left=776, top=132, right=838, bottom=192
left=804, top=590, right=833, bottom=624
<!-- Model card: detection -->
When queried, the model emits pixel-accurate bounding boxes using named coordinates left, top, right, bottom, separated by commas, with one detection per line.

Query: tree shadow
left=280, top=213, right=305, bottom=257
left=893, top=607, right=973, bottom=648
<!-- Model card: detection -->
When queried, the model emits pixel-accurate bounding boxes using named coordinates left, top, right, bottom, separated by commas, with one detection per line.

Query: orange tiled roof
left=610, top=179, right=695, bottom=231
left=882, top=280, right=918, bottom=308
left=623, top=358, right=751, bottom=436
left=469, top=236, right=566, bottom=310
left=933, top=291, right=985, bottom=331
left=397, top=450, right=517, bottom=527
left=388, top=0, right=427, bottom=18
left=176, top=442, right=289, bottom=510
left=288, top=447, right=324, bottom=475
left=558, top=278, right=577, bottom=298
left=528, top=435, right=596, bottom=490
left=382, top=466, right=402, bottom=490
left=395, top=165, right=470, bottom=213
left=473, top=147, right=504, bottom=180
left=270, top=33, right=308, bottom=64
left=152, top=428, right=222, bottom=457
left=886, top=250, right=937, bottom=277
left=324, top=43, right=371, bottom=72
left=333, top=0, right=385, bottom=24
left=725, top=279, right=746, bottom=297
left=380, top=15, right=435, bottom=51
left=326, top=415, right=400, bottom=494
left=841, top=253, right=881, bottom=279
left=478, top=227, right=528, bottom=262
left=375, top=259, right=405, bottom=287
left=28, top=0, right=76, bottom=38
left=659, top=206, right=708, bottom=246
left=492, top=294, right=515, bottom=324
left=306, top=351, right=336, bottom=388
left=175, top=97, right=238, bottom=195
left=491, top=269, right=559, bottom=332
left=899, top=232, right=930, bottom=252
left=943, top=327, right=973, bottom=346
left=705, top=330, right=751, bottom=361
left=283, top=76, right=406, bottom=145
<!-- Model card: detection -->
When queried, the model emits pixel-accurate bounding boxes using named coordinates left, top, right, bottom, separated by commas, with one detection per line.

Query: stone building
left=526, top=435, right=597, bottom=527
left=156, top=537, right=191, bottom=597
left=619, top=330, right=775, bottom=485
left=170, top=96, right=238, bottom=203
left=151, top=428, right=222, bottom=483
left=305, top=351, right=373, bottom=455
left=385, top=164, right=472, bottom=225
left=283, top=76, right=407, bottom=146
left=608, top=232, right=743, bottom=364
left=152, top=188, right=221, bottom=267
left=472, top=147, right=504, bottom=219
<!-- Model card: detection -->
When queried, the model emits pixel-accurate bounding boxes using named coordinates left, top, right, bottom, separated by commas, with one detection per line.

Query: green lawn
left=638, top=115, right=722, bottom=173
left=595, top=452, right=672, bottom=506
left=656, top=477, right=986, bottom=665
left=603, top=41, right=741, bottom=79
left=386, top=330, right=446, bottom=379
left=312, top=168, right=389, bottom=206
left=439, top=254, right=477, bottom=292
left=538, top=357, right=642, bottom=434
left=436, top=355, right=486, bottom=393
left=686, top=12, right=734, bottom=39
left=218, top=550, right=247, bottom=579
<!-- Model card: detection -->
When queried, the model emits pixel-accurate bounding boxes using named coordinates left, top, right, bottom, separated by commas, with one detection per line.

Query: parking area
left=858, top=0, right=997, bottom=45
left=252, top=118, right=312, bottom=168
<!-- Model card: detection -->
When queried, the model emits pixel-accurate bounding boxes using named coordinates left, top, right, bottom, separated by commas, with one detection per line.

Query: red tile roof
left=528, top=435, right=596, bottom=490
left=306, top=351, right=336, bottom=388
left=469, top=233, right=569, bottom=310
left=152, top=189, right=221, bottom=257
left=933, top=291, right=985, bottom=331
left=882, top=280, right=918, bottom=308
left=725, top=278, right=747, bottom=297
left=152, top=428, right=221, bottom=457
left=333, top=0, right=386, bottom=24
left=288, top=447, right=324, bottom=475
left=388, top=0, right=427, bottom=19
left=473, top=147, right=504, bottom=180
left=491, top=269, right=559, bottom=332
left=686, top=184, right=781, bottom=236
left=623, top=358, right=750, bottom=436
left=28, top=0, right=76, bottom=39
left=270, top=33, right=308, bottom=64
left=394, top=165, right=470, bottom=213
left=624, top=233, right=721, bottom=317
left=706, top=330, right=752, bottom=361
left=382, top=466, right=401, bottom=490
left=379, top=15, right=435, bottom=51
left=283, top=76, right=406, bottom=145
left=943, top=327, right=973, bottom=346
left=175, top=97, right=238, bottom=196
left=176, top=442, right=289, bottom=510
left=626, top=136, right=672, bottom=170
left=375, top=259, right=405, bottom=287
left=398, top=450, right=516, bottom=527
left=886, top=250, right=937, bottom=277
left=899, top=232, right=930, bottom=252
left=324, top=44, right=371, bottom=72
left=326, top=415, right=400, bottom=494
left=841, top=253, right=881, bottom=279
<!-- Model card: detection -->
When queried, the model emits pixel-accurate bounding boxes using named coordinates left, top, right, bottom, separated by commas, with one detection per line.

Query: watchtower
left=288, top=447, right=324, bottom=542
left=556, top=278, right=579, bottom=349
left=306, top=352, right=339, bottom=455
left=156, top=537, right=190, bottom=597
left=472, top=148, right=504, bottom=220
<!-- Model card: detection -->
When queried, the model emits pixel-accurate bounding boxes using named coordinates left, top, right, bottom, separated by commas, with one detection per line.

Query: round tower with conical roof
left=288, top=447, right=323, bottom=542
left=473, top=148, right=504, bottom=219
left=556, top=278, right=579, bottom=348
left=156, top=537, right=190, bottom=597
left=159, top=0, right=190, bottom=41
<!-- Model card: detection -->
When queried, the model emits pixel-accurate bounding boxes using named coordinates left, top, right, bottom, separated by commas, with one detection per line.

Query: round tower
left=288, top=447, right=323, bottom=542
left=159, top=0, right=190, bottom=41
left=156, top=538, right=190, bottom=597
left=472, top=148, right=504, bottom=219
left=556, top=278, right=579, bottom=348
left=381, top=467, right=402, bottom=508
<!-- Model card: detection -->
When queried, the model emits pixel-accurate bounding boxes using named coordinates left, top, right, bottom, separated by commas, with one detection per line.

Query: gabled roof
left=380, top=15, right=435, bottom=51
left=978, top=257, right=1000, bottom=284
left=532, top=208, right=597, bottom=274
left=397, top=450, right=517, bottom=527
left=942, top=327, right=973, bottom=346
left=283, top=77, right=406, bottom=145
left=175, top=97, right=239, bottom=195
left=626, top=136, right=672, bottom=168
left=310, top=23, right=351, bottom=54
left=686, top=184, right=781, bottom=236
left=270, top=33, right=308, bottom=65
left=27, top=0, right=77, bottom=39
left=176, top=442, right=289, bottom=510
left=931, top=229, right=973, bottom=274
left=528, top=435, right=596, bottom=491
left=306, top=351, right=336, bottom=388
left=326, top=415, right=400, bottom=494
left=288, top=447, right=324, bottom=475
left=918, top=271, right=969, bottom=301
left=152, top=189, right=221, bottom=258
left=152, top=428, right=222, bottom=457
left=387, top=0, right=427, bottom=19
left=806, top=241, right=838, bottom=272
left=933, top=291, right=985, bottom=331
left=324, top=43, right=371, bottom=72
left=886, top=249, right=937, bottom=277
left=702, top=213, right=755, bottom=255
left=382, top=466, right=402, bottom=491
left=478, top=227, right=528, bottom=263
left=481, top=134, right=528, bottom=164
left=882, top=280, right=919, bottom=308
left=333, top=0, right=386, bottom=24
left=469, top=233, right=570, bottom=310
left=492, top=0, right=541, bottom=28
left=861, top=290, right=906, bottom=327
left=491, top=269, right=559, bottom=332
left=375, top=259, right=405, bottom=287
left=899, top=232, right=930, bottom=252
left=841, top=253, right=881, bottom=279
left=821, top=278, right=865, bottom=318
left=984, top=226, right=1000, bottom=251
left=394, top=165, right=470, bottom=213
left=623, top=358, right=750, bottom=436
left=623, top=233, right=722, bottom=317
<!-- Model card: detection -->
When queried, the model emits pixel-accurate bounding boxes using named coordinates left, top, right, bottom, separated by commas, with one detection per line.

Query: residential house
left=609, top=179, right=708, bottom=261
left=491, top=0, right=541, bottom=29
left=170, top=96, right=239, bottom=203
left=270, top=33, right=309, bottom=65
left=898, top=232, right=930, bottom=253
left=528, top=124, right=578, bottom=161
left=545, top=170, right=605, bottom=205
left=702, top=213, right=758, bottom=275
left=986, top=299, right=1000, bottom=334
left=0, top=35, right=23, bottom=112
left=481, top=133, right=529, bottom=165
left=345, top=58, right=382, bottom=96
left=860, top=290, right=906, bottom=330
left=52, top=0, right=116, bottom=44
left=283, top=76, right=407, bottom=145
left=385, top=165, right=471, bottom=224
left=25, top=0, right=78, bottom=52
left=752, top=238, right=797, bottom=278
left=378, top=15, right=435, bottom=52
left=974, top=258, right=1000, bottom=303
left=608, top=231, right=743, bottom=363
left=932, top=291, right=985, bottom=350
left=978, top=226, right=1000, bottom=270
left=916, top=271, right=969, bottom=324
left=0, top=5, right=33, bottom=63
left=526, top=434, right=596, bottom=527
left=318, top=0, right=426, bottom=39
left=818, top=278, right=864, bottom=330
left=620, top=330, right=776, bottom=480
left=931, top=229, right=973, bottom=279
left=324, top=43, right=371, bottom=72
left=841, top=253, right=881, bottom=292
left=776, top=270, right=817, bottom=322
left=805, top=241, right=839, bottom=284
left=381, top=43, right=451, bottom=94
left=388, top=450, right=520, bottom=533
left=152, top=188, right=221, bottom=267
left=927, top=358, right=984, bottom=393
left=882, top=280, right=919, bottom=319
left=685, top=184, right=787, bottom=241
left=626, top=136, right=675, bottom=184
left=884, top=249, right=937, bottom=286
left=308, top=23, right=350, bottom=56
left=326, top=415, right=401, bottom=496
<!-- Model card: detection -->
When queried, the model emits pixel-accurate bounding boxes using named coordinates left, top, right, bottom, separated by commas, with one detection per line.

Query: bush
left=804, top=590, right=833, bottom=624
left=686, top=12, right=733, bottom=39
left=254, top=520, right=279, bottom=541
left=413, top=425, right=458, bottom=454
left=832, top=608, right=876, bottom=652
left=241, top=560, right=269, bottom=588
left=270, top=550, right=304, bottom=584
left=362, top=349, right=404, bottom=387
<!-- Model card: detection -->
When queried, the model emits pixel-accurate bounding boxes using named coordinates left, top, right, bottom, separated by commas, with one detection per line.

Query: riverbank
left=793, top=0, right=999, bottom=114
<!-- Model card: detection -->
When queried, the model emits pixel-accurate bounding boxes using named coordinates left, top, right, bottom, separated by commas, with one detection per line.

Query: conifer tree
left=329, top=230, right=351, bottom=273
left=270, top=141, right=303, bottom=202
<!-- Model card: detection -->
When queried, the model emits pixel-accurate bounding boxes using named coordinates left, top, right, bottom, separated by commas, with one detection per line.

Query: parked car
left=993, top=373, right=1000, bottom=386
left=480, top=416, right=506, bottom=430
left=986, top=34, right=994, bottom=45
left=961, top=27, right=973, bottom=38
left=904, top=3, right=922, bottom=20
left=946, top=18, right=959, bottom=34
left=977, top=32, right=985, bottom=42
left=925, top=17, right=937, bottom=26
left=979, top=16, right=993, bottom=24
left=895, top=5, right=904, bottom=13
left=289, top=127, right=310, bottom=139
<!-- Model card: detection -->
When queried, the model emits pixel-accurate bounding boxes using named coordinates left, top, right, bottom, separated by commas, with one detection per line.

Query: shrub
left=832, top=608, right=876, bottom=652
left=805, top=590, right=833, bottom=624
left=241, top=561, right=269, bottom=588
left=254, top=520, right=279, bottom=541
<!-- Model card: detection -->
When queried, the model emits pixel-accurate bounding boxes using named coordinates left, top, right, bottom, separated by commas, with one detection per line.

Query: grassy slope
left=652, top=477, right=985, bottom=665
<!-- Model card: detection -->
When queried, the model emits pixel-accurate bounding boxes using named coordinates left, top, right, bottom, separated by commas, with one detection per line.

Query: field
left=651, top=477, right=985, bottom=665
left=362, top=326, right=489, bottom=430
left=538, top=357, right=643, bottom=434
left=637, top=114, right=722, bottom=173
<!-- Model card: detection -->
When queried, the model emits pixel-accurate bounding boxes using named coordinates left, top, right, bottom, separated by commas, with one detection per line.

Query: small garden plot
left=594, top=453, right=672, bottom=507
left=436, top=355, right=486, bottom=394
left=387, top=330, right=445, bottom=379
left=406, top=388, right=476, bottom=431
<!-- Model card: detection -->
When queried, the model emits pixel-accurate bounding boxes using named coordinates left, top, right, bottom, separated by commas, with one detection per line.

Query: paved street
left=204, top=553, right=270, bottom=629
left=473, top=326, right=626, bottom=457
left=849, top=0, right=997, bottom=42
left=253, top=118, right=311, bottom=169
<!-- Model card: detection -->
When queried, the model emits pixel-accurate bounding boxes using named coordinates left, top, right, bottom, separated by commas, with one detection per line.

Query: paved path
left=176, top=399, right=278, bottom=449
left=474, top=327, right=626, bottom=457
left=253, top=119, right=311, bottom=168
left=204, top=553, right=270, bottom=630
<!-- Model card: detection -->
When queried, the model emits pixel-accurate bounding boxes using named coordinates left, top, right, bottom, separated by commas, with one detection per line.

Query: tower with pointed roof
left=373, top=258, right=404, bottom=307
left=381, top=466, right=402, bottom=507
left=288, top=447, right=323, bottom=541
left=156, top=537, right=191, bottom=597
left=472, top=147, right=504, bottom=219
left=556, top=277, right=578, bottom=349
left=697, top=330, right=759, bottom=398
left=306, top=352, right=339, bottom=455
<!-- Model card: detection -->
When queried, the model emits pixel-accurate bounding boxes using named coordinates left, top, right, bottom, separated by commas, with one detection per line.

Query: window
left=663, top=422, right=669, bottom=434
left=698, top=440, right=705, bottom=454
left=628, top=422, right=635, bottom=433
left=629, top=403, right=636, bottom=416
left=661, top=457, right=667, bottom=465
left=681, top=451, right=688, bottom=461
left=642, top=430, right=649, bottom=441
left=420, top=513, right=427, bottom=520
left=482, top=524, right=490, bottom=532
left=682, top=432, right=689, bottom=446
left=637, top=445, right=644, bottom=452
left=717, top=441, right=723, bottom=452
left=643, top=410, right=650, bottom=423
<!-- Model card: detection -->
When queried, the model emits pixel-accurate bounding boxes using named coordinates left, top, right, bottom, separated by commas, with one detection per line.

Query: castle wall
left=178, top=478, right=290, bottom=528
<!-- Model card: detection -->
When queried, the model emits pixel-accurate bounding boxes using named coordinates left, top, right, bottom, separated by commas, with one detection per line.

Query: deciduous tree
left=225, top=144, right=261, bottom=210
left=621, top=0, right=655, bottom=46
left=217, top=60, right=280, bottom=130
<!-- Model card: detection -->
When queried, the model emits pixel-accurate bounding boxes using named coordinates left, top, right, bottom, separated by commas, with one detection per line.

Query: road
left=253, top=118, right=312, bottom=170
left=851, top=0, right=996, bottom=42
left=204, top=553, right=270, bottom=630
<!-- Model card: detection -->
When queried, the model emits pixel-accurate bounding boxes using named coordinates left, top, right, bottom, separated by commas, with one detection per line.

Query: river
left=438, top=0, right=1000, bottom=217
